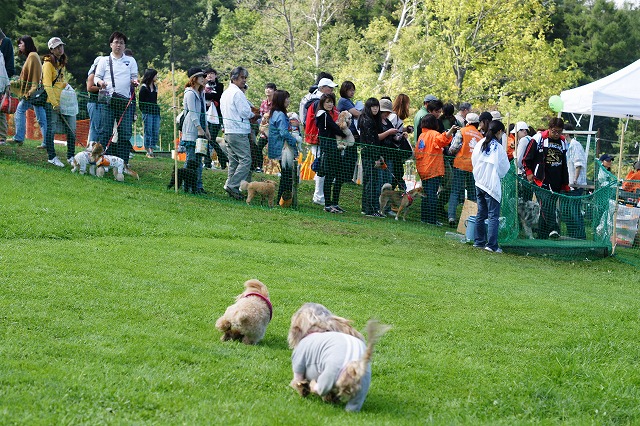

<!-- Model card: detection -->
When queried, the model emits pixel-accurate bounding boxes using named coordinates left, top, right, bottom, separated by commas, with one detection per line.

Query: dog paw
left=291, top=380, right=310, bottom=397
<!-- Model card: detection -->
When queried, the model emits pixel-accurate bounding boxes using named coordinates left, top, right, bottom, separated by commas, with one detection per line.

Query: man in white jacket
left=220, top=66, right=255, bottom=199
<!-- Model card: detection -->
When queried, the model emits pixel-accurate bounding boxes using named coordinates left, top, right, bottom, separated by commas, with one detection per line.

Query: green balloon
left=549, top=95, right=564, bottom=113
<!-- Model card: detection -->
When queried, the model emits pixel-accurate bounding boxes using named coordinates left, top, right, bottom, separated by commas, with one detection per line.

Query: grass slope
left=1, top=143, right=639, bottom=424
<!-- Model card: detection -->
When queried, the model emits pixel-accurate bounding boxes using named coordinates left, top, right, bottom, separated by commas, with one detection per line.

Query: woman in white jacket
left=471, top=120, right=510, bottom=253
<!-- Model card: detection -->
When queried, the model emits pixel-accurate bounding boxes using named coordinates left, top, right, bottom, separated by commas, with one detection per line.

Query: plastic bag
left=59, top=84, right=78, bottom=116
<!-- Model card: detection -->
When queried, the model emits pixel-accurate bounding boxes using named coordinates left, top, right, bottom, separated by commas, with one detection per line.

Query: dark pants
left=278, top=160, right=294, bottom=202
left=206, top=122, right=227, bottom=168
left=361, top=156, right=380, bottom=214
left=421, top=177, right=441, bottom=224
left=101, top=96, right=134, bottom=165
left=255, top=136, right=269, bottom=169
left=44, top=103, right=75, bottom=161
left=534, top=185, right=560, bottom=239
left=561, top=189, right=586, bottom=239
left=323, top=145, right=343, bottom=207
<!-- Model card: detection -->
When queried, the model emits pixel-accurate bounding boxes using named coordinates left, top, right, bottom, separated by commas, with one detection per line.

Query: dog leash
left=104, top=88, right=137, bottom=153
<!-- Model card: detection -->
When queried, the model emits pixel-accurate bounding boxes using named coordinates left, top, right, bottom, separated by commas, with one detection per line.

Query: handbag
left=311, top=149, right=326, bottom=177
left=1, top=92, right=19, bottom=114
left=27, top=85, right=48, bottom=107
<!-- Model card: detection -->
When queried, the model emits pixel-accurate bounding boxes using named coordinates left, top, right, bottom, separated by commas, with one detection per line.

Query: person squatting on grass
left=180, top=67, right=209, bottom=194
left=268, top=89, right=300, bottom=203
left=94, top=31, right=139, bottom=165
left=471, top=120, right=510, bottom=253
left=42, top=36, right=75, bottom=167
left=414, top=114, right=459, bottom=225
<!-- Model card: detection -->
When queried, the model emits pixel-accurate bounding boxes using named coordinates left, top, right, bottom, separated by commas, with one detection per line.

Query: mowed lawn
left=1, top=144, right=639, bottom=425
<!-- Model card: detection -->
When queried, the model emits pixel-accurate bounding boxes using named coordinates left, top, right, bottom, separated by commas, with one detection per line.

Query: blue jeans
left=421, top=177, right=441, bottom=224
left=184, top=145, right=204, bottom=190
left=475, top=186, right=501, bottom=251
left=87, top=102, right=106, bottom=142
left=44, top=103, right=76, bottom=160
left=448, top=167, right=476, bottom=220
left=14, top=99, right=47, bottom=142
left=142, top=113, right=160, bottom=150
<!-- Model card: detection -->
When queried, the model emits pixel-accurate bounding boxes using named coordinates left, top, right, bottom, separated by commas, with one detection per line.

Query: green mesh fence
left=2, top=84, right=639, bottom=265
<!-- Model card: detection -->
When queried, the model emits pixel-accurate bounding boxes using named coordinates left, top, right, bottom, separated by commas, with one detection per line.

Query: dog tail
left=240, top=180, right=249, bottom=192
left=381, top=183, right=393, bottom=192
left=335, top=319, right=391, bottom=399
left=215, top=316, right=231, bottom=332
left=125, top=168, right=140, bottom=180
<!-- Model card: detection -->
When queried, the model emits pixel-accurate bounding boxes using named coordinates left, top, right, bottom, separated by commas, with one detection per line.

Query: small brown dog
left=240, top=180, right=277, bottom=207
left=215, top=279, right=273, bottom=345
left=378, top=183, right=423, bottom=221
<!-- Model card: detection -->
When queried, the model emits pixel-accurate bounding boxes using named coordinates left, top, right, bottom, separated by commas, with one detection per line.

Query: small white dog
left=70, top=141, right=99, bottom=175
left=335, top=111, right=355, bottom=150
left=215, top=279, right=273, bottom=345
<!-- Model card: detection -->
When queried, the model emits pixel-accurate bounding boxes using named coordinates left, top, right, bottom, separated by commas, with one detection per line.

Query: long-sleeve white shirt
left=220, top=83, right=254, bottom=134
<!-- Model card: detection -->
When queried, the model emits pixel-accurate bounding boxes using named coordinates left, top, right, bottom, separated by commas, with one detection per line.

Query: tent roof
left=560, top=59, right=640, bottom=120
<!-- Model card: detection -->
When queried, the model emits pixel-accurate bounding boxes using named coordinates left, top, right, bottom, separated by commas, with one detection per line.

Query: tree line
left=3, top=0, right=640, bottom=148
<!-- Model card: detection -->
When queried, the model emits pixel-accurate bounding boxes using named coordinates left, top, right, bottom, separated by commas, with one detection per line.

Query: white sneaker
left=549, top=230, right=560, bottom=239
left=312, top=198, right=325, bottom=206
left=67, top=157, right=74, bottom=165
left=48, top=157, right=65, bottom=167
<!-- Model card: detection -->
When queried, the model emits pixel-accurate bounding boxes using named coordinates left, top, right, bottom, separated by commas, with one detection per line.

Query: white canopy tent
left=560, top=58, right=640, bottom=254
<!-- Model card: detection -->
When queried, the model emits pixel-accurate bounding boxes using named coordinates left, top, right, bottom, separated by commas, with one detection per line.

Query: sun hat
left=510, top=121, right=529, bottom=134
left=187, top=67, right=205, bottom=78
left=379, top=99, right=393, bottom=112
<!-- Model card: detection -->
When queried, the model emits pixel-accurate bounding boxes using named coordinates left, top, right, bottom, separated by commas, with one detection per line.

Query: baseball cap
left=48, top=37, right=65, bottom=50
left=317, top=78, right=337, bottom=88
left=490, top=110, right=502, bottom=121
left=599, top=154, right=614, bottom=162
left=465, top=113, right=480, bottom=124
left=379, top=99, right=393, bottom=112
left=423, top=94, right=438, bottom=103
left=511, top=121, right=529, bottom=134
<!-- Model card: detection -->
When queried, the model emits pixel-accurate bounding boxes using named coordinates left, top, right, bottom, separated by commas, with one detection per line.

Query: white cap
left=48, top=37, right=65, bottom=50
left=511, top=121, right=529, bottom=134
left=317, top=78, right=337, bottom=88
left=465, top=113, right=480, bottom=124
left=490, top=110, right=502, bottom=121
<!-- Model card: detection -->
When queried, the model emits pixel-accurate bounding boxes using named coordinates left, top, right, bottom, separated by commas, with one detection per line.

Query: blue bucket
left=465, top=216, right=477, bottom=242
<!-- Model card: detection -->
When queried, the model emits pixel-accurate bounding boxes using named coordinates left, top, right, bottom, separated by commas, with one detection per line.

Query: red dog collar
left=403, top=192, right=414, bottom=206
left=244, top=292, right=273, bottom=320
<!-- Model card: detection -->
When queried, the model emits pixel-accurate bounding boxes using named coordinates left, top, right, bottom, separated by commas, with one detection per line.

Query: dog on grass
left=167, top=159, right=198, bottom=193
left=517, top=198, right=541, bottom=239
left=290, top=317, right=391, bottom=412
left=70, top=141, right=99, bottom=175
left=90, top=143, right=139, bottom=181
left=335, top=111, right=355, bottom=150
left=215, top=279, right=272, bottom=345
left=288, top=303, right=364, bottom=350
left=378, top=183, right=423, bottom=221
left=240, top=180, right=277, bottom=207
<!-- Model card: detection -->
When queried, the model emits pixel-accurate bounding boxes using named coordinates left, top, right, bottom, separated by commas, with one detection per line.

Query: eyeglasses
left=549, top=127, right=563, bottom=134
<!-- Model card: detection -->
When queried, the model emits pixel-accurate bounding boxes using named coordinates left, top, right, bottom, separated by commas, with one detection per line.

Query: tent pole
left=611, top=116, right=628, bottom=256
left=585, top=114, right=595, bottom=162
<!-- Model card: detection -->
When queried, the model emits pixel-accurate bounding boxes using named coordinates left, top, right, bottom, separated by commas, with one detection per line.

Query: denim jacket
left=268, top=110, right=298, bottom=160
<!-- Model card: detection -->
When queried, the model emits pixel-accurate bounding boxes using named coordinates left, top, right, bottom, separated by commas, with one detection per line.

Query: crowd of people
left=2, top=28, right=637, bottom=253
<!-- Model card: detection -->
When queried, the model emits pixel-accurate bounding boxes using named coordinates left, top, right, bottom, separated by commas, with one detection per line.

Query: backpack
left=304, top=98, right=320, bottom=145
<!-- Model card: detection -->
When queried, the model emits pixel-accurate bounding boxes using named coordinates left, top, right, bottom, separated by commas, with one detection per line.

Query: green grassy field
left=1, top=141, right=639, bottom=424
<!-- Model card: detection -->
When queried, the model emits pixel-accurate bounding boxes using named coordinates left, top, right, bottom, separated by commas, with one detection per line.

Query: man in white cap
left=302, top=76, right=337, bottom=205
left=94, top=31, right=139, bottom=165
left=513, top=121, right=531, bottom=176
left=447, top=112, right=483, bottom=226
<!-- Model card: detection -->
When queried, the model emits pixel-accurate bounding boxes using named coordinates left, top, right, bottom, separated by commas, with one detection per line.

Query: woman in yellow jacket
left=42, top=37, right=74, bottom=167
left=414, top=113, right=459, bottom=225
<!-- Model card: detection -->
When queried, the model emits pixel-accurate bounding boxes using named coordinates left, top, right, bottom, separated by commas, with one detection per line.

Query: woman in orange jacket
left=414, top=114, right=458, bottom=225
